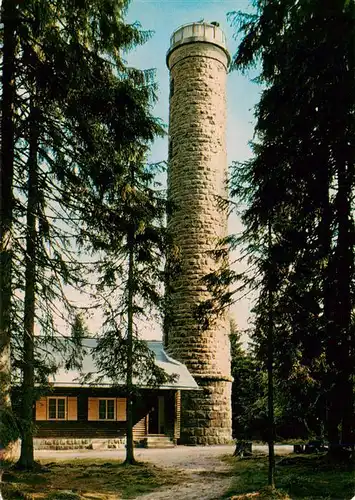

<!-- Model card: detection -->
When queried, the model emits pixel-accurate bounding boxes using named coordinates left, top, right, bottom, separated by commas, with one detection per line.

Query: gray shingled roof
left=50, top=338, right=199, bottom=390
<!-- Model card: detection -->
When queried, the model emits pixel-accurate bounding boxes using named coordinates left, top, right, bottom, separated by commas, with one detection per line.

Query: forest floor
left=1, top=459, right=188, bottom=499
left=224, top=453, right=355, bottom=500
left=1, top=446, right=236, bottom=500
left=1, top=446, right=354, bottom=499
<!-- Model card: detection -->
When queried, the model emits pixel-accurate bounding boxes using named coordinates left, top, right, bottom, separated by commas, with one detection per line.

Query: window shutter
left=174, top=391, right=181, bottom=439
left=36, top=397, right=47, bottom=421
left=116, top=398, right=127, bottom=421
left=67, top=397, right=78, bottom=421
left=88, top=397, right=99, bottom=421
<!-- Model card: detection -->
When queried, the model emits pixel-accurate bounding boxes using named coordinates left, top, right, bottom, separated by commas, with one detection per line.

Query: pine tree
left=228, top=0, right=355, bottom=457
left=19, top=98, right=40, bottom=469
left=0, top=0, right=165, bottom=470
left=230, top=321, right=265, bottom=441
left=0, top=0, right=21, bottom=458
left=92, top=153, right=173, bottom=465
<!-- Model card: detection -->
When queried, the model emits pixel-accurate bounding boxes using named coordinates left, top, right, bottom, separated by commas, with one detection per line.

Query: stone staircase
left=142, top=435, right=175, bottom=448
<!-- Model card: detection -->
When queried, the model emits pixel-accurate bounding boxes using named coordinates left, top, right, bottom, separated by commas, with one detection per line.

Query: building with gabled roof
left=33, top=339, right=198, bottom=449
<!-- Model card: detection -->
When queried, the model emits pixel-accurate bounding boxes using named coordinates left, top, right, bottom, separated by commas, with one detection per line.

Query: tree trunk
left=326, top=388, right=341, bottom=449
left=17, top=103, right=40, bottom=470
left=342, top=0, right=355, bottom=450
left=0, top=0, right=17, bottom=452
left=321, top=182, right=339, bottom=450
left=325, top=0, right=355, bottom=450
left=341, top=379, right=354, bottom=446
left=318, top=158, right=342, bottom=452
left=326, top=149, right=354, bottom=454
left=267, top=220, right=275, bottom=488
left=124, top=226, right=136, bottom=465
left=334, top=155, right=353, bottom=448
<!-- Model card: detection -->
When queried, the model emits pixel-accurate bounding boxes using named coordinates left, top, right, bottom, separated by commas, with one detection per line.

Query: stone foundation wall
left=166, top=38, right=232, bottom=444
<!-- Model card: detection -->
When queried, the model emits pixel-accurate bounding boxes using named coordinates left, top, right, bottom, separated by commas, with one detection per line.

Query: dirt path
left=35, top=445, right=293, bottom=500
left=133, top=445, right=234, bottom=500
left=132, top=445, right=293, bottom=500
left=36, top=445, right=235, bottom=499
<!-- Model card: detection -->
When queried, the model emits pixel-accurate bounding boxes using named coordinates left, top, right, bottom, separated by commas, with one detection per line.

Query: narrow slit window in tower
left=170, top=78, right=174, bottom=97
left=169, top=140, right=174, bottom=159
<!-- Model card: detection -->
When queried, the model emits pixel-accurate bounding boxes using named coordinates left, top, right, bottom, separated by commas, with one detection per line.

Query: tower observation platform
left=166, top=21, right=230, bottom=67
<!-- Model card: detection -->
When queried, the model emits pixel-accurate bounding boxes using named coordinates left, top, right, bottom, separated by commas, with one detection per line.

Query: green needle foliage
left=0, top=0, right=165, bottom=472
left=90, top=154, right=175, bottom=465
left=0, top=0, right=20, bottom=455
left=228, top=0, right=355, bottom=464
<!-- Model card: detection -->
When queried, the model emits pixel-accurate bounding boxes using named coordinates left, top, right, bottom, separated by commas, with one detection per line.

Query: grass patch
left=1, top=459, right=186, bottom=499
left=223, top=453, right=355, bottom=499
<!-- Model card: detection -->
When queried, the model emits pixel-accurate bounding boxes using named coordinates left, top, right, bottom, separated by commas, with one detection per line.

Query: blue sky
left=125, top=0, right=261, bottom=334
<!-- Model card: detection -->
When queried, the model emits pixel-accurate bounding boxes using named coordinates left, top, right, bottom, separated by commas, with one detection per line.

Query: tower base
left=180, top=377, right=232, bottom=445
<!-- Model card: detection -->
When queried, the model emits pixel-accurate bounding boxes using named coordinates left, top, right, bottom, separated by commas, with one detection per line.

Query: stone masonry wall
left=166, top=41, right=232, bottom=444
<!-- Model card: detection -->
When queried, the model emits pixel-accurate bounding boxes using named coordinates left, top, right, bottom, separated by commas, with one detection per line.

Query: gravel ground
left=35, top=444, right=293, bottom=465
left=35, top=445, right=293, bottom=499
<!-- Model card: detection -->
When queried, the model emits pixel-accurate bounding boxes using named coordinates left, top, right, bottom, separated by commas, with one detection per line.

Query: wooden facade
left=30, top=339, right=197, bottom=445
left=34, top=387, right=181, bottom=444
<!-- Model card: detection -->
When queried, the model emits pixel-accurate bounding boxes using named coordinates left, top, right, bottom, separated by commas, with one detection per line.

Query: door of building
left=158, top=395, right=165, bottom=434
left=148, top=396, right=165, bottom=434
left=148, top=400, right=159, bottom=434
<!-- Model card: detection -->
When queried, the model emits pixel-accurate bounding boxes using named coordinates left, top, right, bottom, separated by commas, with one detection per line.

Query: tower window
left=170, top=78, right=174, bottom=97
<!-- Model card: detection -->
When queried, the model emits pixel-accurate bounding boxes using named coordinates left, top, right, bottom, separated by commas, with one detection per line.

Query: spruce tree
left=91, top=153, right=172, bottom=465
left=0, top=0, right=165, bottom=470
left=0, top=0, right=20, bottom=459
left=229, top=0, right=355, bottom=456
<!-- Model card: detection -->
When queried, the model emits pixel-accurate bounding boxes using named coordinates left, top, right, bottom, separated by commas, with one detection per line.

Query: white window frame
left=48, top=397, right=67, bottom=421
left=98, top=398, right=116, bottom=421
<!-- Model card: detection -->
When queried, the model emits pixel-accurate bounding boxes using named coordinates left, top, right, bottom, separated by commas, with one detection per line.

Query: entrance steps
left=142, top=435, right=175, bottom=448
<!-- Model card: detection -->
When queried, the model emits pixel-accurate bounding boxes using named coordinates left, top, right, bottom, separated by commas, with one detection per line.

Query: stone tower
left=165, top=22, right=232, bottom=445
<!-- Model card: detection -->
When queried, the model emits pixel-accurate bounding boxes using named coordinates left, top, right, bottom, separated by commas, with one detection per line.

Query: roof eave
left=46, top=383, right=201, bottom=390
